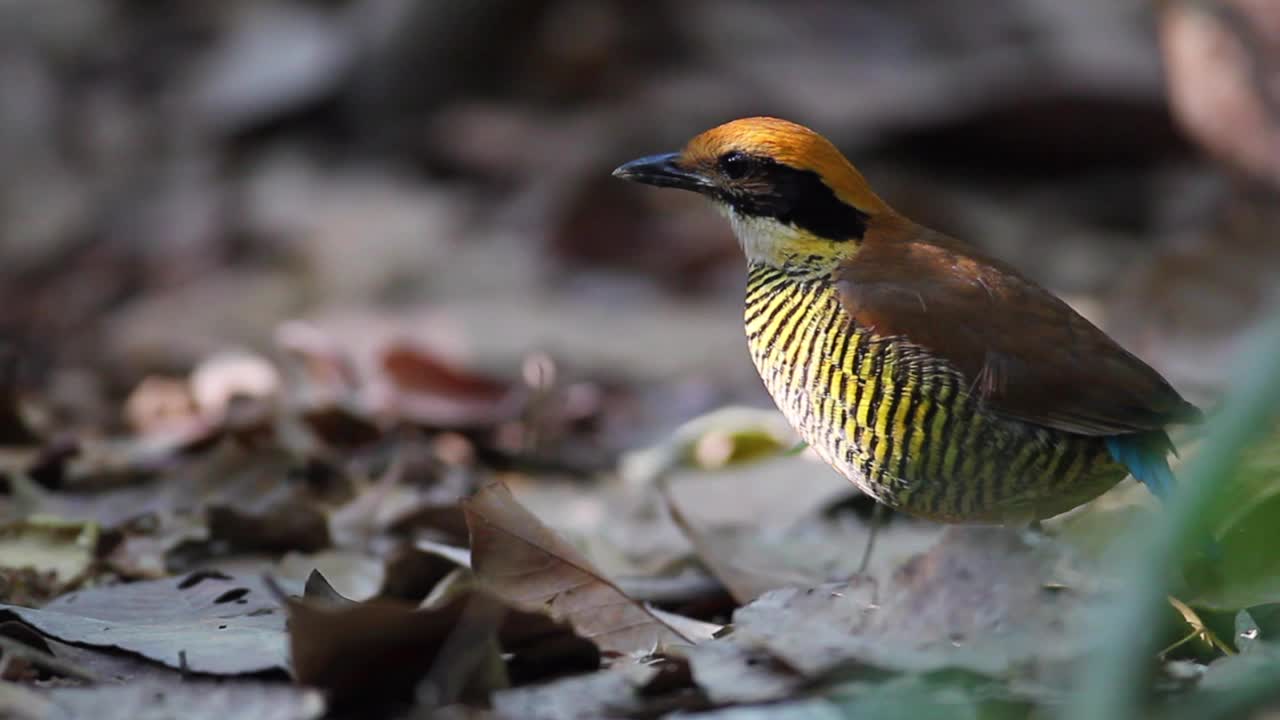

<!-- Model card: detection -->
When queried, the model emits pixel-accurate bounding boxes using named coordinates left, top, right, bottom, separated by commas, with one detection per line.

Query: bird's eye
left=719, top=151, right=751, bottom=180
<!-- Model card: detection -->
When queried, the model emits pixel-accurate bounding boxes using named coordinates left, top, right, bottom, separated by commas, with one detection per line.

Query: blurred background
left=3, top=4, right=1280, bottom=711
left=1, top=0, right=1277, bottom=455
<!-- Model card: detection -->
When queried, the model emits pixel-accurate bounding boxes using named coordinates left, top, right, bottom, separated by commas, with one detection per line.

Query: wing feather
left=836, top=225, right=1200, bottom=436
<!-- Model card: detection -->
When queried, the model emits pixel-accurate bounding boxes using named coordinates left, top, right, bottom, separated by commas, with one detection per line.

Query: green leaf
left=1181, top=434, right=1280, bottom=610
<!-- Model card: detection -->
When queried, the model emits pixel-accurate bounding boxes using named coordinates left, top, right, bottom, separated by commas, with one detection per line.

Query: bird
left=612, top=116, right=1201, bottom=527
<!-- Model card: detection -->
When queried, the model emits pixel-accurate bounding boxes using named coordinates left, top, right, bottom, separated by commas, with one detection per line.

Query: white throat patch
left=720, top=204, right=805, bottom=267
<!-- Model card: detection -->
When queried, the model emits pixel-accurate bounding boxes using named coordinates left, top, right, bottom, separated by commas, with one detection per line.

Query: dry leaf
left=276, top=550, right=385, bottom=602
left=0, top=571, right=292, bottom=675
left=0, top=519, right=102, bottom=589
left=45, top=681, right=326, bottom=720
left=463, top=480, right=700, bottom=657
left=725, top=527, right=1095, bottom=678
left=286, top=586, right=503, bottom=700
left=1161, top=0, right=1280, bottom=186
left=285, top=570, right=595, bottom=703
left=122, top=376, right=201, bottom=436
left=190, top=350, right=281, bottom=422
left=380, top=343, right=521, bottom=428
left=660, top=482, right=817, bottom=605
left=207, top=502, right=331, bottom=554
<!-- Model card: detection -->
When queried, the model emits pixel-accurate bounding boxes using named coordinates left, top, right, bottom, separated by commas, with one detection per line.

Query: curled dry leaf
left=463, top=480, right=708, bottom=657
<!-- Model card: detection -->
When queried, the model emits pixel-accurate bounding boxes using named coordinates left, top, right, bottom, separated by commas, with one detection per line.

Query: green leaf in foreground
left=1182, top=433, right=1280, bottom=610
left=1068, top=309, right=1280, bottom=720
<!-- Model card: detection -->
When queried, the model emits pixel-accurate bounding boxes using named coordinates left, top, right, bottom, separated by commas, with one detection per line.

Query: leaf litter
left=0, top=337, right=1250, bottom=720
left=0, top=277, right=1271, bottom=720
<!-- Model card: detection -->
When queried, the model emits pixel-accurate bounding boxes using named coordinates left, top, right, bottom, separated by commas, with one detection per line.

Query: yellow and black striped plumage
left=744, top=263, right=1125, bottom=522
left=614, top=116, right=1200, bottom=525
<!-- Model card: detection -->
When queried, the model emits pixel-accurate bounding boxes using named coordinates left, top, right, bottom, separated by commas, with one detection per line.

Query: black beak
left=612, top=152, right=712, bottom=192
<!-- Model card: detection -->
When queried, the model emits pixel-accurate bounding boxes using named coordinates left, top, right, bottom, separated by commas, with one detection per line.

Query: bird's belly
left=744, top=276, right=1126, bottom=523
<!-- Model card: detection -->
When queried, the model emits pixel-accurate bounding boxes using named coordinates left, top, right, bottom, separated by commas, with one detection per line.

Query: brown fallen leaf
left=378, top=543, right=460, bottom=604
left=207, top=502, right=331, bottom=554
left=284, top=571, right=595, bottom=704
left=379, top=342, right=523, bottom=429
left=463, top=480, right=703, bottom=657
left=286, top=588, right=501, bottom=702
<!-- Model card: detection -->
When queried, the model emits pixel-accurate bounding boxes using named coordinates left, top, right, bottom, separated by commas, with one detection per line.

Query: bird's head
left=613, top=117, right=892, bottom=273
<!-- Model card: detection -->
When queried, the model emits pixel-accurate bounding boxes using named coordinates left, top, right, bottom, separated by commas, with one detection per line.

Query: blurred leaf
left=41, top=681, right=326, bottom=720
left=284, top=569, right=596, bottom=703
left=1235, top=609, right=1261, bottom=654
left=682, top=641, right=805, bottom=706
left=207, top=503, right=330, bottom=554
left=463, top=480, right=705, bottom=657
left=1051, top=482, right=1159, bottom=563
left=413, top=537, right=473, bottom=568
left=660, top=480, right=817, bottom=604
left=189, top=350, right=280, bottom=423
left=1164, top=596, right=1234, bottom=657
left=722, top=527, right=1094, bottom=678
left=1160, top=0, right=1280, bottom=187
left=647, top=605, right=723, bottom=644
left=619, top=406, right=797, bottom=486
left=0, top=572, right=293, bottom=674
left=669, top=698, right=847, bottom=719
left=285, top=582, right=507, bottom=702
left=276, top=550, right=384, bottom=603
left=1183, top=432, right=1280, bottom=609
left=0, top=518, right=100, bottom=588
left=822, top=671, right=1031, bottom=720
left=492, top=661, right=674, bottom=720
left=1153, top=641, right=1280, bottom=720
left=380, top=343, right=522, bottom=428
left=1230, top=604, right=1280, bottom=659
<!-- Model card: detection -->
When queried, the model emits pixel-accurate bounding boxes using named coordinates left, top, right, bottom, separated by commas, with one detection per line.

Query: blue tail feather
left=1105, top=432, right=1176, bottom=501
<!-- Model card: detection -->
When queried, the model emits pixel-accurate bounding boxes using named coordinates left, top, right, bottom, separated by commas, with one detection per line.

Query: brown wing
left=836, top=224, right=1200, bottom=436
